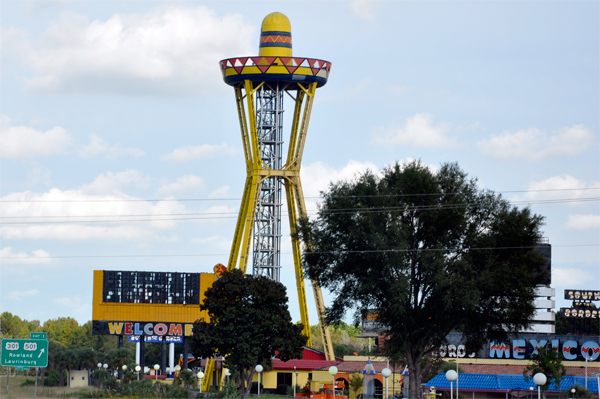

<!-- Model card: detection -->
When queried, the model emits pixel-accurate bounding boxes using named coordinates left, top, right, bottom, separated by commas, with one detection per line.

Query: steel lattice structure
left=253, top=85, right=284, bottom=281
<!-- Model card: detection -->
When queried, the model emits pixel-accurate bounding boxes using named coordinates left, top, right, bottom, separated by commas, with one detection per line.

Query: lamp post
left=529, top=386, right=534, bottom=399
left=445, top=370, right=457, bottom=399
left=135, top=365, right=141, bottom=381
left=197, top=371, right=204, bottom=389
left=97, top=363, right=102, bottom=370
left=174, top=365, right=181, bottom=378
left=255, top=365, right=263, bottom=395
left=571, top=388, right=575, bottom=399
left=329, top=366, right=338, bottom=399
left=154, top=364, right=160, bottom=382
left=294, top=367, right=298, bottom=398
left=533, top=373, right=546, bottom=399
left=122, top=364, right=127, bottom=381
left=382, top=368, right=392, bottom=399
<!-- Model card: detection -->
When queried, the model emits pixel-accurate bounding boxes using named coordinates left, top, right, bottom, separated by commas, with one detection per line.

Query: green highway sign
left=1, top=339, right=48, bottom=367
left=30, top=332, right=46, bottom=339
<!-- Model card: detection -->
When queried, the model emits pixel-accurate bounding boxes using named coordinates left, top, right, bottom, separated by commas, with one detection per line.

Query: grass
left=0, top=375, right=97, bottom=399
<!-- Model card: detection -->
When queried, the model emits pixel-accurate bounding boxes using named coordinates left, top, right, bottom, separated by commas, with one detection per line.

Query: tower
left=220, top=12, right=334, bottom=359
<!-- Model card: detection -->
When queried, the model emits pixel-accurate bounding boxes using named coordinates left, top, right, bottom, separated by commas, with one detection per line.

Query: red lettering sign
left=125, top=323, right=133, bottom=335
left=154, top=323, right=168, bottom=335
left=169, top=324, right=182, bottom=336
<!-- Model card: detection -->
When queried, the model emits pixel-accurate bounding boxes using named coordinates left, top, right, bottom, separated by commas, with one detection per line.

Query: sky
left=1, top=0, right=598, bottom=329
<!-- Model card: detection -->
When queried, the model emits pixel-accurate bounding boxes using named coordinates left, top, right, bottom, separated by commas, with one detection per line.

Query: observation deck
left=219, top=56, right=331, bottom=88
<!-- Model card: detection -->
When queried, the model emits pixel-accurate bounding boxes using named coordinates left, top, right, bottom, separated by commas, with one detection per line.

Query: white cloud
left=0, top=115, right=71, bottom=158
left=553, top=267, right=594, bottom=287
left=301, top=160, right=380, bottom=214
left=350, top=0, right=376, bottom=22
left=79, top=134, right=144, bottom=160
left=190, top=235, right=232, bottom=250
left=210, top=185, right=230, bottom=198
left=6, top=6, right=254, bottom=95
left=27, top=166, right=53, bottom=187
left=478, top=124, right=594, bottom=160
left=54, top=296, right=90, bottom=315
left=161, top=143, right=237, bottom=162
left=523, top=174, right=600, bottom=202
left=371, top=113, right=455, bottom=148
left=566, top=214, right=600, bottom=230
left=0, top=171, right=189, bottom=241
left=7, top=289, right=39, bottom=301
left=158, top=175, right=204, bottom=195
left=0, top=247, right=53, bottom=264
left=81, top=170, right=150, bottom=195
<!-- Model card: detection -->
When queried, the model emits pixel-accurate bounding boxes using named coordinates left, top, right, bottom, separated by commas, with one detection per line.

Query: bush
left=45, top=369, right=60, bottom=387
left=104, top=376, right=118, bottom=389
left=156, top=382, right=188, bottom=398
left=251, top=381, right=264, bottom=394
left=20, top=378, right=36, bottom=386
left=91, top=369, right=110, bottom=381
left=287, top=384, right=302, bottom=396
left=222, top=379, right=240, bottom=399
left=180, top=368, right=196, bottom=387
left=117, top=379, right=156, bottom=397
left=79, top=390, right=109, bottom=398
left=277, top=384, right=291, bottom=395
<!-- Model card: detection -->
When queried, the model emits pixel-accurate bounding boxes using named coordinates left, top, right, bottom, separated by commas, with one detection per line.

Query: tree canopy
left=524, top=347, right=566, bottom=391
left=190, top=269, right=306, bottom=394
left=301, top=161, right=548, bottom=398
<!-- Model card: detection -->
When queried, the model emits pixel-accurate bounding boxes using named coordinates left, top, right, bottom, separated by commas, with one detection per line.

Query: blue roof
left=426, top=373, right=599, bottom=393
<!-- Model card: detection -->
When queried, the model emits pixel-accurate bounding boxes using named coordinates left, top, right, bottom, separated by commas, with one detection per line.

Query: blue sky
left=1, top=0, right=598, bottom=327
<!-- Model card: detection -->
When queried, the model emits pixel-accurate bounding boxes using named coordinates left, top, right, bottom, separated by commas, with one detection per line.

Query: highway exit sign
left=1, top=339, right=48, bottom=368
left=30, top=332, right=46, bottom=339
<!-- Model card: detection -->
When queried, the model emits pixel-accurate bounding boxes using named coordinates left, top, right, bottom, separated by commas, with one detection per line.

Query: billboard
left=560, top=289, right=600, bottom=320
left=92, top=270, right=217, bottom=335
left=437, top=333, right=600, bottom=361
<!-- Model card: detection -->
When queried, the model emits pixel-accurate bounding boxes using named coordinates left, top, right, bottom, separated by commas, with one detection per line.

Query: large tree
left=301, top=161, right=548, bottom=399
left=190, top=269, right=306, bottom=394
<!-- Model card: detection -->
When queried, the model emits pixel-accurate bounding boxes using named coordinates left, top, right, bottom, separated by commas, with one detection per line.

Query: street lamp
left=445, top=370, right=457, bottom=399
left=135, top=365, right=141, bottom=381
left=197, top=371, right=204, bottom=389
left=255, top=365, right=264, bottom=395
left=97, top=363, right=102, bottom=369
left=294, top=366, right=299, bottom=398
left=529, top=386, right=533, bottom=399
left=154, top=364, right=160, bottom=382
left=174, top=365, right=181, bottom=378
left=571, top=388, right=576, bottom=399
left=382, top=368, right=392, bottom=399
left=533, top=373, right=546, bottom=399
left=329, top=366, right=338, bottom=399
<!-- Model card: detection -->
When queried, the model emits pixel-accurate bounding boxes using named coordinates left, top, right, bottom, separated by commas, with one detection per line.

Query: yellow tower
left=213, top=11, right=334, bottom=382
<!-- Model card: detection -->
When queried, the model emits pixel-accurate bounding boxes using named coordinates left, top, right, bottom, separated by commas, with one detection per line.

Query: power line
left=0, top=244, right=596, bottom=260
left=1, top=187, right=598, bottom=203
left=0, top=196, right=598, bottom=224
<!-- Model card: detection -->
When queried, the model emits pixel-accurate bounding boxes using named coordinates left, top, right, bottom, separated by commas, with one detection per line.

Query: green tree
left=301, top=161, right=548, bottom=399
left=523, top=347, right=566, bottom=392
left=190, top=269, right=307, bottom=394
left=349, top=373, right=363, bottom=398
